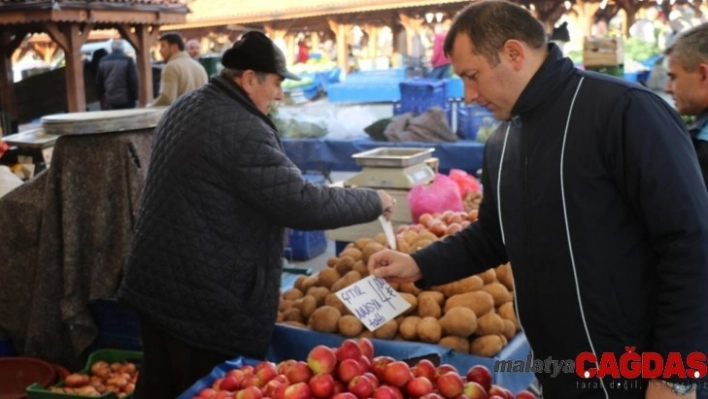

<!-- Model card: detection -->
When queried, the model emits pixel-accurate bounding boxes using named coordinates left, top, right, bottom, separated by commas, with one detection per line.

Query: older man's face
left=186, top=41, right=201, bottom=59
left=666, top=56, right=708, bottom=116
left=247, top=73, right=284, bottom=115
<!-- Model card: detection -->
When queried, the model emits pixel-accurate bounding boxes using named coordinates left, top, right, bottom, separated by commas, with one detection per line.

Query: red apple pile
left=191, top=339, right=535, bottom=399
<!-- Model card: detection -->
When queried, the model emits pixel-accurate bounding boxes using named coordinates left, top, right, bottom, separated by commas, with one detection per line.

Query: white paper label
left=335, top=275, right=411, bottom=331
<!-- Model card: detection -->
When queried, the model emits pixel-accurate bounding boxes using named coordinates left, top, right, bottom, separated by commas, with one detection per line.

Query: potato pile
left=47, top=360, right=138, bottom=397
left=463, top=191, right=483, bottom=213
left=277, top=211, right=519, bottom=358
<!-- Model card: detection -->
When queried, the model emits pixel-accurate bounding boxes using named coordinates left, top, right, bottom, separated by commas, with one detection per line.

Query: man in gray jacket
left=119, top=31, right=395, bottom=397
left=95, top=39, right=138, bottom=110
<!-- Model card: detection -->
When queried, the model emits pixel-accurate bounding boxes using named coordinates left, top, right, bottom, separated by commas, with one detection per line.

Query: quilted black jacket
left=118, top=76, right=383, bottom=358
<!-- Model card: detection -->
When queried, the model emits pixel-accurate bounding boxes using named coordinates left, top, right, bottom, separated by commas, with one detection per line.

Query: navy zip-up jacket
left=413, top=44, right=708, bottom=398
left=688, top=111, right=708, bottom=190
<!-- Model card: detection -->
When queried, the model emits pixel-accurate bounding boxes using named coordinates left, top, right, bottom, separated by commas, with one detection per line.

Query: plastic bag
left=0, top=165, right=23, bottom=199
left=325, top=106, right=379, bottom=140
left=448, top=169, right=481, bottom=196
left=272, top=107, right=328, bottom=139
left=408, top=173, right=464, bottom=223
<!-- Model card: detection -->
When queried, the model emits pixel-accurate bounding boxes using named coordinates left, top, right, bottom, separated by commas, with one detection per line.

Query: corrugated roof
left=166, top=0, right=468, bottom=29
left=0, top=0, right=188, bottom=26
left=0, top=0, right=188, bottom=11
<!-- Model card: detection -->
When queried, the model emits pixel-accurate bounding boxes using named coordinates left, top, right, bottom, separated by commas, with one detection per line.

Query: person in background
left=664, top=22, right=708, bottom=190
left=368, top=1, right=708, bottom=398
left=186, top=39, right=202, bottom=60
left=429, top=23, right=451, bottom=79
left=550, top=21, right=571, bottom=53
left=88, top=48, right=108, bottom=80
left=296, top=40, right=309, bottom=64
left=95, top=39, right=138, bottom=110
left=118, top=30, right=395, bottom=397
left=150, top=32, right=208, bottom=107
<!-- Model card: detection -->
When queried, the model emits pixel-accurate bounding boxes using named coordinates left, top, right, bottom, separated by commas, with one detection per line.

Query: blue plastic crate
left=398, top=79, right=447, bottom=114
left=284, top=229, right=327, bottom=261
left=302, top=173, right=326, bottom=185
left=327, top=80, right=401, bottom=103
left=457, top=103, right=500, bottom=140
left=446, top=76, right=464, bottom=98
left=89, top=332, right=143, bottom=352
left=88, top=299, right=142, bottom=351
left=0, top=336, right=15, bottom=356
left=346, top=67, right=406, bottom=82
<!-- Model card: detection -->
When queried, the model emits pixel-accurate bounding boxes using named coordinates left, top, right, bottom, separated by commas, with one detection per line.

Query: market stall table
left=179, top=324, right=535, bottom=398
left=0, top=110, right=159, bottom=369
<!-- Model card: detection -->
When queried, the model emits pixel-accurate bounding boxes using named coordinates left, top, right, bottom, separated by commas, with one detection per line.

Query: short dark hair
left=664, top=23, right=708, bottom=72
left=159, top=32, right=185, bottom=51
left=444, top=0, right=547, bottom=65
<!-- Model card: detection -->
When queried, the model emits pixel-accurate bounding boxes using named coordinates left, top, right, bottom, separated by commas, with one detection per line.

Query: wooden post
left=328, top=19, right=350, bottom=74
left=0, top=31, right=26, bottom=134
left=46, top=22, right=89, bottom=113
left=285, top=34, right=295, bottom=65
left=264, top=24, right=291, bottom=65
left=131, top=25, right=159, bottom=106
left=398, top=13, right=425, bottom=58
left=310, top=32, right=320, bottom=53
left=0, top=35, right=16, bottom=134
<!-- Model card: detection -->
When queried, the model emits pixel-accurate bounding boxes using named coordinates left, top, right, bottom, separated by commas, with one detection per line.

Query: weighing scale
left=327, top=147, right=437, bottom=243
left=345, top=147, right=437, bottom=189
left=2, top=128, right=60, bottom=177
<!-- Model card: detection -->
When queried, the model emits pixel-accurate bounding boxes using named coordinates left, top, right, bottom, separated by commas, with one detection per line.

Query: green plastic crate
left=585, top=64, right=624, bottom=78
left=26, top=349, right=142, bottom=399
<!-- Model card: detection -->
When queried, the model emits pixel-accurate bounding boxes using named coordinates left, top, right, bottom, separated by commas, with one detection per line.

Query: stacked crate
left=583, top=37, right=625, bottom=78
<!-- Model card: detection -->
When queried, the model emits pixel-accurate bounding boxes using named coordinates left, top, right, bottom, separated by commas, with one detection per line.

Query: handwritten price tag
left=335, top=275, right=411, bottom=331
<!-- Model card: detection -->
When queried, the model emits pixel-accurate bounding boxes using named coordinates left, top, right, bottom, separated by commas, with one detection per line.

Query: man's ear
left=699, top=62, right=708, bottom=85
left=503, top=40, right=525, bottom=70
left=238, top=69, right=257, bottom=94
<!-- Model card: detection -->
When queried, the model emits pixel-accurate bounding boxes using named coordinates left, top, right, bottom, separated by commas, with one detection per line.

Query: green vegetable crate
left=26, top=349, right=143, bottom=399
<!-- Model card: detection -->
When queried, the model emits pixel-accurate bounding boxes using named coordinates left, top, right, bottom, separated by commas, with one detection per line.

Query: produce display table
left=282, top=138, right=485, bottom=179
left=179, top=324, right=535, bottom=398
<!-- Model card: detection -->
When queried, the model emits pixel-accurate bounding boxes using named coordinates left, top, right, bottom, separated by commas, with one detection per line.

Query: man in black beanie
left=118, top=31, right=395, bottom=397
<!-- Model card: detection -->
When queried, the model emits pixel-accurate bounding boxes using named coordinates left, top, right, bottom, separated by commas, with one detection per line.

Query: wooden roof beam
left=4, top=31, right=28, bottom=59
left=44, top=22, right=69, bottom=52
left=116, top=24, right=140, bottom=51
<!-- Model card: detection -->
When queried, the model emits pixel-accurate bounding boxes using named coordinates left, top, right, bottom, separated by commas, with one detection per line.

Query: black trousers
left=134, top=317, right=231, bottom=399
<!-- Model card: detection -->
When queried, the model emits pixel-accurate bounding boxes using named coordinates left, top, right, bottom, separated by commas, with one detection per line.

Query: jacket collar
left=167, top=51, right=190, bottom=63
left=510, top=43, right=576, bottom=118
left=689, top=110, right=708, bottom=136
left=211, top=76, right=279, bottom=133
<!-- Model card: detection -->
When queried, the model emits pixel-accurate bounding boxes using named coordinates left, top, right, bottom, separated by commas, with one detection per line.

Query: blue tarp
left=178, top=324, right=534, bottom=398
left=282, top=138, right=485, bottom=177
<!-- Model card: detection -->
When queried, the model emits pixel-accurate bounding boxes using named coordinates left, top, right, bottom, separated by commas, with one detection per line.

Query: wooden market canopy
left=165, top=0, right=470, bottom=28
left=163, top=0, right=469, bottom=76
left=0, top=0, right=188, bottom=132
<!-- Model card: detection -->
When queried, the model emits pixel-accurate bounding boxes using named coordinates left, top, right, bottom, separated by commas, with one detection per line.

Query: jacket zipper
left=521, top=118, right=531, bottom=296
